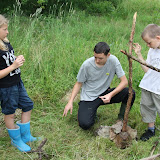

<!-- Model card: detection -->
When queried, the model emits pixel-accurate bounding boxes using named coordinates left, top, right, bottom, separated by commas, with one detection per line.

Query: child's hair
left=0, top=14, right=9, bottom=51
left=141, top=24, right=160, bottom=39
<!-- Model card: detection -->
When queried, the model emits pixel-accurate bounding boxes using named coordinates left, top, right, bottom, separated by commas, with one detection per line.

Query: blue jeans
left=0, top=80, right=33, bottom=115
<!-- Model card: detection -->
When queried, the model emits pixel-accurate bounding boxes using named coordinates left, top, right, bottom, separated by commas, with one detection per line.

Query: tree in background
left=0, top=0, right=122, bottom=16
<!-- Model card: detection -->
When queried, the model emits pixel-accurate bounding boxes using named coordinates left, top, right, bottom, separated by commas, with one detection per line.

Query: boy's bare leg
left=4, top=114, right=15, bottom=129
left=21, top=110, right=32, bottom=123
left=148, top=122, right=155, bottom=128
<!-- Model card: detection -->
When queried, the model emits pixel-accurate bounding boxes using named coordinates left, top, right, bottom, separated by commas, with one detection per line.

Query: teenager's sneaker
left=140, top=129, right=155, bottom=141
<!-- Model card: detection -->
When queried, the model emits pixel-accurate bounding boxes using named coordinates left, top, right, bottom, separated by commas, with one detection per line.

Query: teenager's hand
left=99, top=93, right=112, bottom=103
left=133, top=43, right=142, bottom=56
left=12, top=55, right=25, bottom=69
left=63, top=102, right=73, bottom=117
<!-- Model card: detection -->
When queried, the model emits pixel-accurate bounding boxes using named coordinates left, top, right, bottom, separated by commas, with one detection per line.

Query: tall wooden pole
left=122, top=12, right=137, bottom=132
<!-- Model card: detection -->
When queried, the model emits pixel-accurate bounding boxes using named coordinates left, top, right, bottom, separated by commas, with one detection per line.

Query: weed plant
left=0, top=0, right=160, bottom=159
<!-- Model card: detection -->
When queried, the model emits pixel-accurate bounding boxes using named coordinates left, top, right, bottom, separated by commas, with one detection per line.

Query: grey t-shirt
left=76, top=55, right=125, bottom=101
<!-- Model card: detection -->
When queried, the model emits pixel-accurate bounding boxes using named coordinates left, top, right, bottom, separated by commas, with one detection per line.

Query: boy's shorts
left=140, top=89, right=160, bottom=123
left=0, top=80, right=33, bottom=115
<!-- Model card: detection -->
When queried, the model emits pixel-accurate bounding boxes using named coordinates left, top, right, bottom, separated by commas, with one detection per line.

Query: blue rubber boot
left=7, top=125, right=31, bottom=152
left=16, top=121, right=40, bottom=143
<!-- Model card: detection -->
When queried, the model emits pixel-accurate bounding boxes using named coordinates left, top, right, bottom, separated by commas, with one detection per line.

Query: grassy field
left=0, top=0, right=160, bottom=159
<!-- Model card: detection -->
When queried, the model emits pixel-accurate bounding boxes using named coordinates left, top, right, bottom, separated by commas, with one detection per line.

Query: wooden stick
left=140, top=153, right=160, bottom=160
left=150, top=141, right=159, bottom=157
left=28, top=138, right=50, bottom=159
left=122, top=12, right=137, bottom=132
left=120, top=50, right=160, bottom=72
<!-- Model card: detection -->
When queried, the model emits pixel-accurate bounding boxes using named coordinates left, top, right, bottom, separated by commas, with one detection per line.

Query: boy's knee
left=78, top=120, right=93, bottom=130
left=125, top=88, right=136, bottom=104
left=132, top=89, right=136, bottom=96
left=131, top=89, right=136, bottom=104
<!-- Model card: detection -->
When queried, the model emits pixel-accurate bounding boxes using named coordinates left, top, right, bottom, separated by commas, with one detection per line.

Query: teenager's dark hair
left=94, top=42, right=110, bottom=55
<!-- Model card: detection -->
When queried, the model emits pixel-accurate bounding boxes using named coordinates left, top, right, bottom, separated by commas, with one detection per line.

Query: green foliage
left=87, top=1, right=115, bottom=16
left=0, top=0, right=122, bottom=16
left=114, top=0, right=160, bottom=19
left=71, top=0, right=93, bottom=10
left=0, top=0, right=15, bottom=14
left=108, top=0, right=122, bottom=7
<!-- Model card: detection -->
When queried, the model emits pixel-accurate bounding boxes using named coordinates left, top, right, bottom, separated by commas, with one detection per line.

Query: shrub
left=0, top=0, right=121, bottom=17
left=86, top=1, right=115, bottom=16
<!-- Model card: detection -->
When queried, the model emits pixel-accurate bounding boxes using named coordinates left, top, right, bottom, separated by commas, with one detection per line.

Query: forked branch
left=120, top=50, right=160, bottom=72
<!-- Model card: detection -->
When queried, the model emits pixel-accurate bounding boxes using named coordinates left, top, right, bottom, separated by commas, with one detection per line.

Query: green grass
left=1, top=0, right=160, bottom=159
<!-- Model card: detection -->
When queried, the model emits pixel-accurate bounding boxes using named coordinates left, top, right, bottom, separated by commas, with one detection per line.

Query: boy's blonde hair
left=141, top=24, right=160, bottom=39
left=0, top=14, right=9, bottom=51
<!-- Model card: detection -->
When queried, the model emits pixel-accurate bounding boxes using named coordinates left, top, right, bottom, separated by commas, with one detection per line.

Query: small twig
left=37, top=138, right=47, bottom=150
left=28, top=138, right=50, bottom=160
left=150, top=141, right=159, bottom=157
left=155, top=125, right=160, bottom=131
left=140, top=153, right=160, bottom=160
left=120, top=50, right=160, bottom=72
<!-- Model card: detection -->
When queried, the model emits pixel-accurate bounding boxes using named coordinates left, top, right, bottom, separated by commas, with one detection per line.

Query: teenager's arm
left=99, top=75, right=128, bottom=103
left=63, top=82, right=82, bottom=117
left=0, top=55, right=25, bottom=79
left=133, top=43, right=149, bottom=73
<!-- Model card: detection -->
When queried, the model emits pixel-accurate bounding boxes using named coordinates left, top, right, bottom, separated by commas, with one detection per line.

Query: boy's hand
left=133, top=43, right=142, bottom=56
left=99, top=94, right=112, bottom=103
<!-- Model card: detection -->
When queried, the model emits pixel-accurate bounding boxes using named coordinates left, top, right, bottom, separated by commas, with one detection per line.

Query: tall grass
left=0, top=0, right=160, bottom=159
